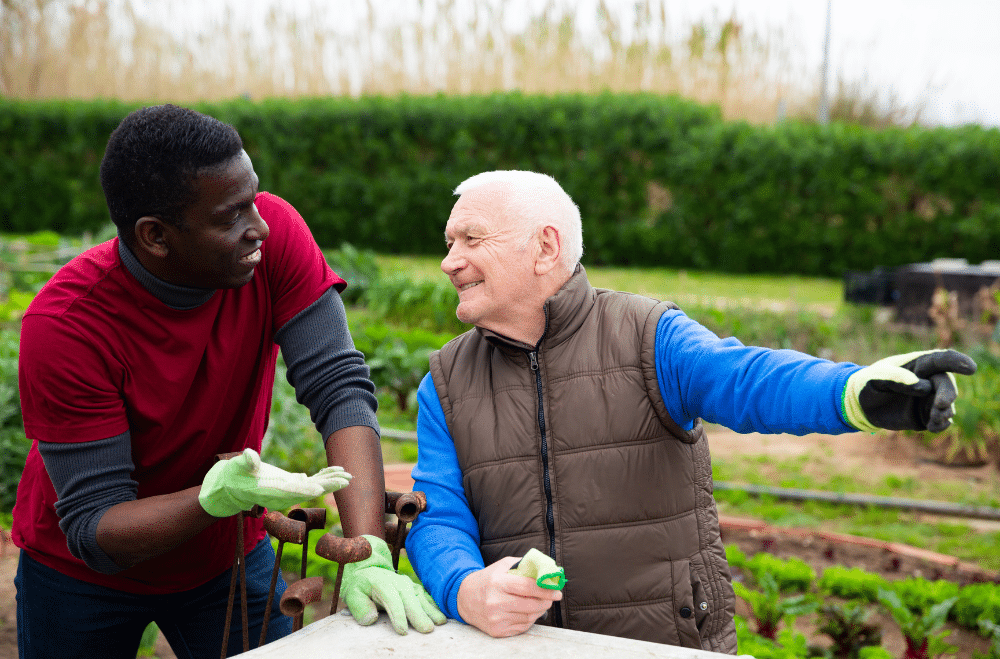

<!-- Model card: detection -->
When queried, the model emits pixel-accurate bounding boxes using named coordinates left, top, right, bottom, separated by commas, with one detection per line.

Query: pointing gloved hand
left=198, top=448, right=352, bottom=517
left=843, top=349, right=977, bottom=433
left=341, top=535, right=447, bottom=635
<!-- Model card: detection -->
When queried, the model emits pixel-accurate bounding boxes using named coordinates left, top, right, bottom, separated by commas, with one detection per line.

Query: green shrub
left=4, top=97, right=1000, bottom=277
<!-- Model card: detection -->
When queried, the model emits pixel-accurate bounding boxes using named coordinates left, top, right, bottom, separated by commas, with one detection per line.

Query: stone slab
left=240, top=610, right=739, bottom=659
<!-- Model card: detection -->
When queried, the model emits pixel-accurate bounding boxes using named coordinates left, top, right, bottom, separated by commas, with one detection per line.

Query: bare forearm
left=95, top=486, right=217, bottom=569
left=326, top=425, right=385, bottom=538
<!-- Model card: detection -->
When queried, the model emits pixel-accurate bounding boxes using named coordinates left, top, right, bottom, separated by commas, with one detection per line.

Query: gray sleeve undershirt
left=42, top=287, right=378, bottom=573
left=274, top=287, right=380, bottom=441
left=38, top=434, right=135, bottom=574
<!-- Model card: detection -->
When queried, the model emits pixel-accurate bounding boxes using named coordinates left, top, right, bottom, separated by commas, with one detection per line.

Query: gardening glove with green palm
left=508, top=548, right=566, bottom=590
left=198, top=448, right=351, bottom=517
left=341, top=535, right=446, bottom=635
left=843, top=349, right=977, bottom=433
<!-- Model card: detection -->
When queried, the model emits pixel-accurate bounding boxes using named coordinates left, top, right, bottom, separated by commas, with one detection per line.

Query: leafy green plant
left=858, top=647, right=894, bottom=659
left=876, top=588, right=957, bottom=659
left=952, top=582, right=1000, bottom=631
left=366, top=340, right=434, bottom=412
left=0, top=329, right=27, bottom=513
left=734, top=614, right=812, bottom=659
left=326, top=242, right=381, bottom=306
left=743, top=552, right=816, bottom=593
left=361, top=275, right=466, bottom=335
left=933, top=346, right=1000, bottom=464
left=817, top=601, right=882, bottom=659
left=818, top=567, right=889, bottom=604
left=733, top=572, right=818, bottom=641
left=975, top=619, right=1000, bottom=659
left=890, top=577, right=960, bottom=615
left=725, top=543, right=748, bottom=569
left=261, top=355, right=326, bottom=476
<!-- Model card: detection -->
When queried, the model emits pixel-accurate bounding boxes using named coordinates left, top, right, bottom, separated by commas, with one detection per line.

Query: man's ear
left=134, top=216, right=170, bottom=258
left=534, top=225, right=561, bottom=276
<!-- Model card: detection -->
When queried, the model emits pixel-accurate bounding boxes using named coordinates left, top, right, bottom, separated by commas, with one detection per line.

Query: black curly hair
left=100, top=104, right=244, bottom=244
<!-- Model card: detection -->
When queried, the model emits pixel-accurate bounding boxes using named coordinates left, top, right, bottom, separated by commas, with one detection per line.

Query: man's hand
left=457, top=556, right=564, bottom=638
left=341, top=535, right=446, bottom=635
left=198, top=448, right=351, bottom=517
left=844, top=349, right=977, bottom=433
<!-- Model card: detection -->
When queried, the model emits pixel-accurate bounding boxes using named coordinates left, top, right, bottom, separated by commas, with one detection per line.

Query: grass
left=377, top=254, right=845, bottom=311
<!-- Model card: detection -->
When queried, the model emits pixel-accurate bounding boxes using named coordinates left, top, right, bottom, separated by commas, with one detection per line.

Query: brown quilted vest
left=427, top=266, right=737, bottom=652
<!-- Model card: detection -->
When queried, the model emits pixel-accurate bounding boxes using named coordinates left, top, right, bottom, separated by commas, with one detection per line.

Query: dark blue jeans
left=15, top=538, right=293, bottom=659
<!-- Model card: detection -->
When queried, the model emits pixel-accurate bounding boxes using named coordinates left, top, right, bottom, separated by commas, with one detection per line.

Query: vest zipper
left=529, top=349, right=563, bottom=628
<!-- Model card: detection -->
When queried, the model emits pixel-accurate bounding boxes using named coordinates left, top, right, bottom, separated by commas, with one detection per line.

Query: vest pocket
left=671, top=558, right=702, bottom=648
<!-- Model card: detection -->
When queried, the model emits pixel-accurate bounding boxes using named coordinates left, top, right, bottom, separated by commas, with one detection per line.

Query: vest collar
left=478, top=264, right=596, bottom=351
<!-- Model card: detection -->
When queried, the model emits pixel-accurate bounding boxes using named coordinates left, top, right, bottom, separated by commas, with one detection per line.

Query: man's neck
left=117, top=239, right=215, bottom=310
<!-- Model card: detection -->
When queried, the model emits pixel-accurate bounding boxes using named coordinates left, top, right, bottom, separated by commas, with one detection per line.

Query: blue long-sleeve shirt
left=405, top=308, right=861, bottom=622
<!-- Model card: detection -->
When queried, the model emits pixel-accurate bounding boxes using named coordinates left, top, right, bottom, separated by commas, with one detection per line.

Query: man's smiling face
left=441, top=184, right=541, bottom=339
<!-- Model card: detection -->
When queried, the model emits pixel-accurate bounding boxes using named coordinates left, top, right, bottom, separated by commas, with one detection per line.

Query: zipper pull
left=529, top=351, right=539, bottom=371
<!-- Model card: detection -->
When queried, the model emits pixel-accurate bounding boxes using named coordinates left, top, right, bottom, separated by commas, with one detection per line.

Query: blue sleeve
left=654, top=309, right=862, bottom=434
left=404, top=373, right=484, bottom=623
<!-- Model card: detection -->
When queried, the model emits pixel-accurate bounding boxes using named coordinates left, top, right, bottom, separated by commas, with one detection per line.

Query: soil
left=1, top=429, right=997, bottom=658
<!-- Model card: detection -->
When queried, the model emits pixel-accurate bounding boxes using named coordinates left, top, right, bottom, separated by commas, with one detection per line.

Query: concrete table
left=240, top=610, right=741, bottom=658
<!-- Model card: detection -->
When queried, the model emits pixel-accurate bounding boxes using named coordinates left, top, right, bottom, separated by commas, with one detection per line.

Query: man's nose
left=246, top=205, right=269, bottom=242
left=441, top=245, right=464, bottom=274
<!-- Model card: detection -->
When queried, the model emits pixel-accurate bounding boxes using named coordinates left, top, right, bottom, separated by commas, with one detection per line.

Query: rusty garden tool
left=219, top=488, right=429, bottom=655
left=276, top=491, right=428, bottom=619
left=259, top=507, right=327, bottom=637
left=384, top=491, right=426, bottom=571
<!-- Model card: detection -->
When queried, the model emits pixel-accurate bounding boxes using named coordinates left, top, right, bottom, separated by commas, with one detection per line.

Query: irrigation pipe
left=714, top=482, right=1000, bottom=522
left=381, top=427, right=1000, bottom=522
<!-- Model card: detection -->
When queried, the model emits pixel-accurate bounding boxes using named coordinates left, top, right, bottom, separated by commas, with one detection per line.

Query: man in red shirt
left=13, top=104, right=442, bottom=658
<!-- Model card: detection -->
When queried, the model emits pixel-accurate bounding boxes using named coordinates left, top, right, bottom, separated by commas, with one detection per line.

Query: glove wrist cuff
left=843, top=373, right=879, bottom=433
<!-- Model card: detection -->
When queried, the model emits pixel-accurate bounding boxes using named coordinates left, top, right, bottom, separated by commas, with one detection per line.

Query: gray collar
left=117, top=239, right=216, bottom=310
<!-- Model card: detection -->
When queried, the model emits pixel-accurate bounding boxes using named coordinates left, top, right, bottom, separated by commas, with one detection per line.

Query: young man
left=405, top=170, right=976, bottom=652
left=13, top=105, right=442, bottom=659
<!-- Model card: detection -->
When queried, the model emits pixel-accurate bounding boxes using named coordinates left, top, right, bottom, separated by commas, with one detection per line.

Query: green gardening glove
left=509, top=547, right=566, bottom=590
left=341, top=535, right=447, bottom=635
left=843, top=349, right=977, bottom=433
left=198, top=448, right=351, bottom=517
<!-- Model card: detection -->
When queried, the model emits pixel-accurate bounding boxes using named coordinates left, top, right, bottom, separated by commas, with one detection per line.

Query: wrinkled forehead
left=446, top=182, right=516, bottom=235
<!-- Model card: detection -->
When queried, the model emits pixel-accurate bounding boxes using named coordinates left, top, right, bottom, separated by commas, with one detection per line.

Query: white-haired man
left=404, top=170, right=976, bottom=652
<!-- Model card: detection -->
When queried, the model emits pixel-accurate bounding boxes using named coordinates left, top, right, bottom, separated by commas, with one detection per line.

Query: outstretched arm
left=276, top=288, right=383, bottom=537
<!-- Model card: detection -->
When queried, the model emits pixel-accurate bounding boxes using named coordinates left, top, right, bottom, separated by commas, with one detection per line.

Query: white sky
left=132, top=0, right=1000, bottom=127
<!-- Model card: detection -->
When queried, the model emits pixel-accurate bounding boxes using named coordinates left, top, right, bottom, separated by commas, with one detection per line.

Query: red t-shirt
left=13, top=192, right=344, bottom=594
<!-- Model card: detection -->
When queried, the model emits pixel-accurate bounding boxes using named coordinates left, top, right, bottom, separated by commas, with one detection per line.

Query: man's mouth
left=459, top=281, right=482, bottom=292
left=239, top=248, right=262, bottom=266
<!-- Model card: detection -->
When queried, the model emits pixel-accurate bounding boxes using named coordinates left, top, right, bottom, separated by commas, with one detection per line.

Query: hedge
left=3, top=94, right=998, bottom=277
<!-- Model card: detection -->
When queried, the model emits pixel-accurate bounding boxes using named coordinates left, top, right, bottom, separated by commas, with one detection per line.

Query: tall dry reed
left=1, top=0, right=917, bottom=126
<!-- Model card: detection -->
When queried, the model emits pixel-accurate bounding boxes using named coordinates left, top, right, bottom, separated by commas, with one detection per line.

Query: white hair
left=454, top=170, right=583, bottom=269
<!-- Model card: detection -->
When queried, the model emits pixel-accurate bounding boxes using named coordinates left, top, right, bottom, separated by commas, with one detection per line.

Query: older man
left=404, top=170, right=976, bottom=653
